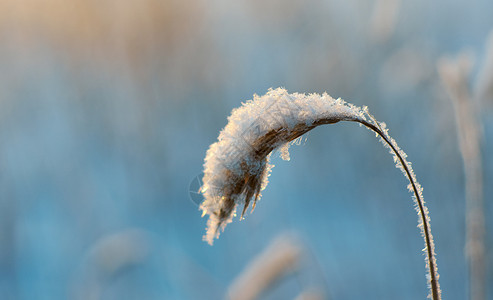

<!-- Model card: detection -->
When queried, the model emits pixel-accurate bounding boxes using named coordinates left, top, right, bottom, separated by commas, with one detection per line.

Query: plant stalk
left=356, top=118, right=440, bottom=300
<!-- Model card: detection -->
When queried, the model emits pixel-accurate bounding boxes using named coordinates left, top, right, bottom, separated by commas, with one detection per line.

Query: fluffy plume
left=199, top=88, right=366, bottom=244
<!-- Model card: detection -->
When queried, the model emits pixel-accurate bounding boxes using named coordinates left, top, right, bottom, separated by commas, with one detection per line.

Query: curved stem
left=344, top=117, right=441, bottom=300
left=278, top=114, right=440, bottom=299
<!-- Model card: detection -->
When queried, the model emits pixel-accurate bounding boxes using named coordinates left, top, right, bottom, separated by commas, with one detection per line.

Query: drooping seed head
left=199, top=87, right=441, bottom=300
left=199, top=88, right=366, bottom=244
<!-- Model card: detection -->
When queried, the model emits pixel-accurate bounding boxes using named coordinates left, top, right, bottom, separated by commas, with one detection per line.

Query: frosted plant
left=200, top=88, right=441, bottom=299
left=438, top=53, right=485, bottom=300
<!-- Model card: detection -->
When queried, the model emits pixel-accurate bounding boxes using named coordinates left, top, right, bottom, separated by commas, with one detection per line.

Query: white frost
left=198, top=87, right=440, bottom=300
left=199, top=88, right=366, bottom=244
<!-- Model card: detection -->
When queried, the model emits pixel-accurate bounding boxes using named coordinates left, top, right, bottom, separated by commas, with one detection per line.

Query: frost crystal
left=199, top=88, right=366, bottom=244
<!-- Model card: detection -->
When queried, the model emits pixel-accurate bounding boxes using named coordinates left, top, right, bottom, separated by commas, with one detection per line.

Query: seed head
left=199, top=88, right=366, bottom=244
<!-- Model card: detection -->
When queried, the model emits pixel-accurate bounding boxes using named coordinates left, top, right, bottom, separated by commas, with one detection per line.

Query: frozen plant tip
left=199, top=88, right=441, bottom=299
left=200, top=88, right=366, bottom=242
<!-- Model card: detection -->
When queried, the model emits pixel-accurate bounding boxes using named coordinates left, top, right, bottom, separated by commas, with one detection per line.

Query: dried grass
left=200, top=88, right=441, bottom=299
left=438, top=52, right=485, bottom=300
left=227, top=234, right=303, bottom=300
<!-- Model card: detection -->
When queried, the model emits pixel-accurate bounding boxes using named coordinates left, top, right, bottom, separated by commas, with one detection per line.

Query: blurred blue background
left=0, top=0, right=492, bottom=299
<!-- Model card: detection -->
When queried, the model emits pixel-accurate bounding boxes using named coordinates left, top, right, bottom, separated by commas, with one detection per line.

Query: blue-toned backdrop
left=0, top=0, right=492, bottom=299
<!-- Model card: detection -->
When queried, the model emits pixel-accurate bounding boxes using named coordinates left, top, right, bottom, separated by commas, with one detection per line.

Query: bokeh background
left=0, top=0, right=492, bottom=299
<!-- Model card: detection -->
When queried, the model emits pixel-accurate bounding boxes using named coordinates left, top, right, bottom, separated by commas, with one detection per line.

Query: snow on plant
left=199, top=88, right=441, bottom=299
